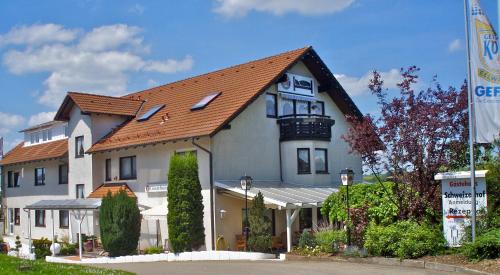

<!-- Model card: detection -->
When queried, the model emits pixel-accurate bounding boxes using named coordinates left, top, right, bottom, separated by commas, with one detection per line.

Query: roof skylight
left=137, top=104, right=165, bottom=121
left=191, top=92, right=221, bottom=111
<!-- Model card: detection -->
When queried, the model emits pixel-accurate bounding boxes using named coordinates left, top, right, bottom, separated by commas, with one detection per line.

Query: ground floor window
left=59, top=210, right=69, bottom=228
left=14, top=208, right=20, bottom=225
left=35, top=210, right=45, bottom=227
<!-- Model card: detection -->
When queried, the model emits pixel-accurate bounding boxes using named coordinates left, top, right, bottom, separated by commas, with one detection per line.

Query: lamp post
left=340, top=168, right=354, bottom=246
left=240, top=175, right=253, bottom=251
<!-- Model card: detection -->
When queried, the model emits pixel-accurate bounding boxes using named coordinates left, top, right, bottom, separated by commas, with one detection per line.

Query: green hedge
left=315, top=230, right=346, bottom=253
left=33, top=238, right=52, bottom=259
left=99, top=189, right=141, bottom=257
left=462, top=228, right=500, bottom=260
left=364, top=220, right=445, bottom=259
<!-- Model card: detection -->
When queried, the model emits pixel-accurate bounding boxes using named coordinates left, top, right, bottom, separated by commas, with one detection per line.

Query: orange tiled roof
left=88, top=183, right=136, bottom=198
left=55, top=92, right=144, bottom=120
left=88, top=47, right=311, bottom=152
left=0, top=139, right=68, bottom=166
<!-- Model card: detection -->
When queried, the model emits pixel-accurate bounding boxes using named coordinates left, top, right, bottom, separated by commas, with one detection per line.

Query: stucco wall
left=212, top=61, right=362, bottom=185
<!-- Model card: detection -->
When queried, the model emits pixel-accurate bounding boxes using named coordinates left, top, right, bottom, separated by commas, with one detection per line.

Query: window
left=13, top=172, right=20, bottom=187
left=281, top=99, right=294, bottom=116
left=75, top=136, right=84, bottom=158
left=30, top=133, right=35, bottom=144
left=14, top=208, right=20, bottom=225
left=266, top=94, right=277, bottom=118
left=35, top=168, right=45, bottom=186
left=59, top=210, right=69, bottom=228
left=297, top=148, right=311, bottom=174
left=295, top=100, right=310, bottom=115
left=35, top=210, right=45, bottom=227
left=191, top=92, right=221, bottom=110
left=120, top=156, right=137, bottom=180
left=311, top=101, right=324, bottom=115
left=175, top=150, right=197, bottom=158
left=105, top=159, right=111, bottom=182
left=315, top=149, right=328, bottom=174
left=137, top=104, right=165, bottom=121
left=7, top=171, right=12, bottom=188
left=42, top=130, right=48, bottom=141
left=48, top=129, right=53, bottom=140
left=76, top=184, right=85, bottom=198
left=59, top=164, right=68, bottom=185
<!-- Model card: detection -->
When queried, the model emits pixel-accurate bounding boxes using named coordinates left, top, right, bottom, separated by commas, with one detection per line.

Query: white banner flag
left=468, top=0, right=500, bottom=143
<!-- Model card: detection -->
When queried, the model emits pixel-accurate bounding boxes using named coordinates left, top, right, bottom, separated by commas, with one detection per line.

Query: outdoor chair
left=271, top=236, right=284, bottom=251
left=235, top=234, right=246, bottom=251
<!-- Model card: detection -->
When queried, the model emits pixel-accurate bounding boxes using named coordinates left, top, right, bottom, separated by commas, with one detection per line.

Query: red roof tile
left=0, top=139, right=68, bottom=166
left=88, top=183, right=136, bottom=198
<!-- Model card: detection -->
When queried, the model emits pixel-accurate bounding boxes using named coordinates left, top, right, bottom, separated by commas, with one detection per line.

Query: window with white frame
left=34, top=168, right=45, bottom=186
left=35, top=210, right=45, bottom=227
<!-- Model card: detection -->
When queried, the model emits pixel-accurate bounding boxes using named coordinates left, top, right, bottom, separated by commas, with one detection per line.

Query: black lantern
left=340, top=168, right=354, bottom=246
left=240, top=175, right=253, bottom=251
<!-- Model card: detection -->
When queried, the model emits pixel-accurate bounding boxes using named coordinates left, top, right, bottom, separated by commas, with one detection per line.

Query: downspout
left=191, top=137, right=215, bottom=250
left=278, top=140, right=283, bottom=183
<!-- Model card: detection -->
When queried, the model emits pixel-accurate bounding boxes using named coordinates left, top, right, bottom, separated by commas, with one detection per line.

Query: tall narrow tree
left=167, top=153, right=205, bottom=252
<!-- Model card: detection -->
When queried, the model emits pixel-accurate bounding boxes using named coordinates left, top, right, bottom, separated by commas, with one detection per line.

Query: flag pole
left=463, top=0, right=477, bottom=242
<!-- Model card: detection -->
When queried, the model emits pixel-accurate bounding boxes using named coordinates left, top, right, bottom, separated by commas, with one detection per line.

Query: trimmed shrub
left=364, top=220, right=445, bottom=259
left=59, top=243, right=77, bottom=256
left=462, top=228, right=500, bottom=260
left=33, top=238, right=52, bottom=259
left=143, top=246, right=164, bottom=255
left=167, top=153, right=205, bottom=253
left=298, top=231, right=317, bottom=248
left=315, top=230, right=346, bottom=253
left=100, top=189, right=141, bottom=257
left=248, top=192, right=272, bottom=252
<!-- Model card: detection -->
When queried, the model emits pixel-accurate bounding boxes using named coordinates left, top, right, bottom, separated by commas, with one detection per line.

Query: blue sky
left=0, top=0, right=498, bottom=151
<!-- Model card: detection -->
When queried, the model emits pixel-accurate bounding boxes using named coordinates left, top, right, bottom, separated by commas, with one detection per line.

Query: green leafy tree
left=248, top=191, right=272, bottom=252
left=167, top=153, right=205, bottom=253
left=99, top=189, right=141, bottom=257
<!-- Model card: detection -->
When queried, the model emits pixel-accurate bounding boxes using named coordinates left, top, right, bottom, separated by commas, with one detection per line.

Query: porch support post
left=312, top=206, right=318, bottom=232
left=27, top=210, right=32, bottom=254
left=286, top=208, right=300, bottom=252
left=72, top=210, right=87, bottom=261
left=51, top=210, right=55, bottom=256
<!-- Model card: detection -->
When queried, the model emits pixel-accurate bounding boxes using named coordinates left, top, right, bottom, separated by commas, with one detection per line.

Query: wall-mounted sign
left=145, top=183, right=168, bottom=193
left=435, top=170, right=488, bottom=247
left=277, top=73, right=315, bottom=97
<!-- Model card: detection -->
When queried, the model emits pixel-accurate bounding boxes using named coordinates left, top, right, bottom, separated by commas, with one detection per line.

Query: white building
left=1, top=46, right=363, bottom=252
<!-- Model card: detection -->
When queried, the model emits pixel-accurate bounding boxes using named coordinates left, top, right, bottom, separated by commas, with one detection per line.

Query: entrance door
left=8, top=208, right=14, bottom=235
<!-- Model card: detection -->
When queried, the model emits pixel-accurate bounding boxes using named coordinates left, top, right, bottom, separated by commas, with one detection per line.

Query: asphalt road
left=96, top=260, right=454, bottom=275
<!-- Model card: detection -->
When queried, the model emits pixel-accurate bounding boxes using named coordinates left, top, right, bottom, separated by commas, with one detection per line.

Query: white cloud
left=335, top=69, right=401, bottom=96
left=28, top=111, right=57, bottom=126
left=214, top=0, right=354, bottom=17
left=1, top=23, right=194, bottom=108
left=129, top=3, right=145, bottom=15
left=0, top=112, right=25, bottom=136
left=0, top=23, right=78, bottom=46
left=147, top=79, right=159, bottom=87
left=448, top=38, right=462, bottom=53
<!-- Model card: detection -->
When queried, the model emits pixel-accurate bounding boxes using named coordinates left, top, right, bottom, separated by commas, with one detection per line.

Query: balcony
left=277, top=114, right=335, bottom=142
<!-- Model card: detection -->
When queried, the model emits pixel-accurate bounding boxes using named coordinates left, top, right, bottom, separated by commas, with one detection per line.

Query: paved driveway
left=96, top=260, right=453, bottom=275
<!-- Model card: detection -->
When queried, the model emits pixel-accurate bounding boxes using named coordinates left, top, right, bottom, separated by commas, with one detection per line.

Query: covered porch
left=215, top=180, right=337, bottom=252
left=24, top=199, right=101, bottom=260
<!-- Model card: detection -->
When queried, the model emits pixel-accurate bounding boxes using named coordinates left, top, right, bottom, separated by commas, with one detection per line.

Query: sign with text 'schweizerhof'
left=435, top=171, right=488, bottom=247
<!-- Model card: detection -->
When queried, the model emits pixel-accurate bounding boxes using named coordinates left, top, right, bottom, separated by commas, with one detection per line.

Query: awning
left=24, top=199, right=101, bottom=210
left=215, top=180, right=337, bottom=209
left=141, top=202, right=167, bottom=220
left=279, top=92, right=317, bottom=102
left=88, top=183, right=136, bottom=198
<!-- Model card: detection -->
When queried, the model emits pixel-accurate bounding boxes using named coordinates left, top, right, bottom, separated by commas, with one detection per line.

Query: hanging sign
left=435, top=170, right=488, bottom=247
left=467, top=0, right=500, bottom=143
left=277, top=73, right=315, bottom=97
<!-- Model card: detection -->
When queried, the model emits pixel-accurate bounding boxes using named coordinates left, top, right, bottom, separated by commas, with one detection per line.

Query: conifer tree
left=248, top=191, right=272, bottom=252
left=167, top=153, right=205, bottom=252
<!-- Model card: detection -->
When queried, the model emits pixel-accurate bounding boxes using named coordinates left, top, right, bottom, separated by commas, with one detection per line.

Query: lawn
left=0, top=254, right=134, bottom=275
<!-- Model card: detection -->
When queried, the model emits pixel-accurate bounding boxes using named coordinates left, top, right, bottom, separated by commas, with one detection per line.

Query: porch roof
left=24, top=199, right=101, bottom=210
left=215, top=180, right=337, bottom=209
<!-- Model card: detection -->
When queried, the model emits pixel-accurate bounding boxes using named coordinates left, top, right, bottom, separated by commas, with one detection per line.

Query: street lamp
left=240, top=175, right=253, bottom=251
left=340, top=168, right=354, bottom=246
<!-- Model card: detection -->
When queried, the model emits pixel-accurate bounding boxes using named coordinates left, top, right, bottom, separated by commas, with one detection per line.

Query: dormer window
left=191, top=92, right=221, bottom=111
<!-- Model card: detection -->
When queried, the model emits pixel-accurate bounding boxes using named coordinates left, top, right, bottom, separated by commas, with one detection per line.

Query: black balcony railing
left=277, top=114, right=335, bottom=141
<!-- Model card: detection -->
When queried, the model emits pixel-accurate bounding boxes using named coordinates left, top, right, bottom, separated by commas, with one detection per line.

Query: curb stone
left=285, top=254, right=493, bottom=274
